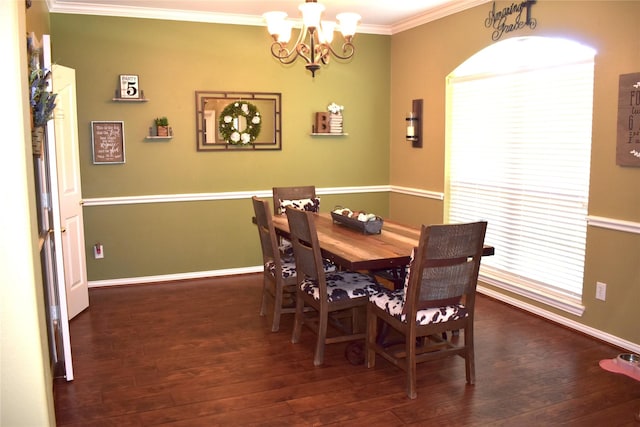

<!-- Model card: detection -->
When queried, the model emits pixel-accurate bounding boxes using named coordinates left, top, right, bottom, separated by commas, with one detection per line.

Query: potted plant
left=155, top=116, right=169, bottom=137
left=29, top=46, right=57, bottom=155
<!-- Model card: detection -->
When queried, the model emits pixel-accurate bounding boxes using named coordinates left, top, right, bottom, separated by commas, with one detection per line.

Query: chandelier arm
left=270, top=23, right=318, bottom=65
left=269, top=42, right=300, bottom=64
left=296, top=42, right=314, bottom=65
left=305, top=26, right=319, bottom=65
left=323, top=41, right=356, bottom=61
left=291, top=23, right=314, bottom=64
left=317, top=44, right=331, bottom=65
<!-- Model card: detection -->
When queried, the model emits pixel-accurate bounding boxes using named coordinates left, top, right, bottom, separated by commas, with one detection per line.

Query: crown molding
left=46, top=0, right=264, bottom=27
left=47, top=0, right=490, bottom=35
left=391, top=0, right=491, bottom=34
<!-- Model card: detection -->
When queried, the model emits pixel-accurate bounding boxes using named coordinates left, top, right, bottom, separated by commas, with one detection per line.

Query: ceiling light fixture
left=263, top=0, right=361, bottom=77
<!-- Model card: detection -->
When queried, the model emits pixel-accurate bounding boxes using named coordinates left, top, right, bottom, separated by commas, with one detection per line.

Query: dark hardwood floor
left=54, top=274, right=640, bottom=426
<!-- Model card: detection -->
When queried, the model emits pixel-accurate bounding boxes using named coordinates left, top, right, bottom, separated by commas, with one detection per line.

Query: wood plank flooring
left=54, top=274, right=640, bottom=426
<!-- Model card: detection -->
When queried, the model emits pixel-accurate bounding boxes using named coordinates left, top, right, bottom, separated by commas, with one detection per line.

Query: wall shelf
left=310, top=133, right=348, bottom=136
left=112, top=97, right=148, bottom=102
left=145, top=136, right=172, bottom=141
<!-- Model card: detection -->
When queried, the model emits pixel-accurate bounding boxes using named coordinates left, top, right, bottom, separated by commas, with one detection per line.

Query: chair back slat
left=404, top=221, right=487, bottom=313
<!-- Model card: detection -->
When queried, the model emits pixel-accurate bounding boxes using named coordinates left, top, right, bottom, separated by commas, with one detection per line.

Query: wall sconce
left=406, top=99, right=423, bottom=148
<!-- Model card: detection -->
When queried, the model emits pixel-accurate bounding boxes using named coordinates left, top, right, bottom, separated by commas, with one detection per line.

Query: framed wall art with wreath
left=195, top=91, right=282, bottom=151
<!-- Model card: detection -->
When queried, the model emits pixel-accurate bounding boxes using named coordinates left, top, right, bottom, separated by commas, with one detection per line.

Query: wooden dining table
left=269, top=212, right=495, bottom=364
left=270, top=212, right=495, bottom=272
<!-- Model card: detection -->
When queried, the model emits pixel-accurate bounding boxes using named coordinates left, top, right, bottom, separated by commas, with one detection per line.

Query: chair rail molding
left=587, top=215, right=640, bottom=234
left=390, top=185, right=444, bottom=200
left=82, top=185, right=444, bottom=207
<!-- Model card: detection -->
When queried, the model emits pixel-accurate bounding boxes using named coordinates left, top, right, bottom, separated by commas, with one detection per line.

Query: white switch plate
left=596, top=281, right=606, bottom=301
left=93, top=244, right=104, bottom=259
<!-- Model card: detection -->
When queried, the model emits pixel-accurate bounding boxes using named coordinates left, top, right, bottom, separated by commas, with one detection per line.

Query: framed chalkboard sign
left=91, top=121, right=125, bottom=164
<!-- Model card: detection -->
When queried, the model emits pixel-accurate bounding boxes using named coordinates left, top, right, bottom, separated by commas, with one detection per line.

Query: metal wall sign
left=484, top=1, right=537, bottom=41
left=616, top=72, right=640, bottom=167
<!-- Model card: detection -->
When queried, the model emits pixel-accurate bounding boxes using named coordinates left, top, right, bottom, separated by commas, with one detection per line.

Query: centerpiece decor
left=218, top=101, right=262, bottom=145
left=331, top=207, right=383, bottom=234
left=327, top=102, right=344, bottom=133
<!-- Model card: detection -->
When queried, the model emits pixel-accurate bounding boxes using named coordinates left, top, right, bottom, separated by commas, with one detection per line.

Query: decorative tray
left=331, top=211, right=384, bottom=235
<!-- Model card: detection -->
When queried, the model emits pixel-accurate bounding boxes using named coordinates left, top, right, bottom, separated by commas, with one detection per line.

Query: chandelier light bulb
left=337, top=12, right=361, bottom=39
left=263, top=11, right=287, bottom=37
left=278, top=20, right=293, bottom=44
left=319, top=21, right=336, bottom=44
left=299, top=2, right=325, bottom=29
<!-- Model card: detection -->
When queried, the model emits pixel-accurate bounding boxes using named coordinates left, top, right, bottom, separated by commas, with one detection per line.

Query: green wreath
left=218, top=101, right=262, bottom=145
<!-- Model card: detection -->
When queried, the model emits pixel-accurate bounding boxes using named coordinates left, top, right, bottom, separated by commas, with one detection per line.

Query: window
left=446, top=37, right=596, bottom=314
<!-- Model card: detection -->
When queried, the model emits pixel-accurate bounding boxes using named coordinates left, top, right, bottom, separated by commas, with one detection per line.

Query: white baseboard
left=478, top=285, right=640, bottom=354
left=87, top=266, right=262, bottom=288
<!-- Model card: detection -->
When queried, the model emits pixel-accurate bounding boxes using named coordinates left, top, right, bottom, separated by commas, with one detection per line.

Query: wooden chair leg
left=351, top=306, right=360, bottom=334
left=271, top=283, right=283, bottom=332
left=365, top=307, right=377, bottom=368
left=465, top=325, right=475, bottom=384
left=259, top=278, right=269, bottom=317
left=314, top=311, right=328, bottom=366
left=406, top=331, right=418, bottom=399
left=291, top=293, right=304, bottom=344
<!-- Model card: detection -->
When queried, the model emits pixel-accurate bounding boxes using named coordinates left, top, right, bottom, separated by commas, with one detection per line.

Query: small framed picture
left=91, top=121, right=126, bottom=164
left=119, top=74, right=140, bottom=99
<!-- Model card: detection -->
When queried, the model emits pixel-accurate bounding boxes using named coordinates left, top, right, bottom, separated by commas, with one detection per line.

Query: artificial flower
left=327, top=102, right=344, bottom=114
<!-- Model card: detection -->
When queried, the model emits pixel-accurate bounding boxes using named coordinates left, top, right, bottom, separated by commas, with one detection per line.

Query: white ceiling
left=47, top=0, right=490, bottom=35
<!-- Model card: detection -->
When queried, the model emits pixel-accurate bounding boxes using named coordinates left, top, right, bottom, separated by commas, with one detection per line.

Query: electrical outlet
left=596, top=281, right=607, bottom=301
left=93, top=243, right=104, bottom=259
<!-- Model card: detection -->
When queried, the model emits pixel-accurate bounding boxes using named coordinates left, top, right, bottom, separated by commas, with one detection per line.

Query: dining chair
left=272, top=186, right=320, bottom=255
left=286, top=207, right=381, bottom=366
left=252, top=196, right=335, bottom=332
left=365, top=221, right=487, bottom=399
left=272, top=186, right=319, bottom=215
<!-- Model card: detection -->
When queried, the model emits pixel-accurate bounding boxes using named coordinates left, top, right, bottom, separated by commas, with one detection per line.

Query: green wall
left=83, top=192, right=387, bottom=278
left=389, top=1, right=640, bottom=346
left=50, top=14, right=391, bottom=280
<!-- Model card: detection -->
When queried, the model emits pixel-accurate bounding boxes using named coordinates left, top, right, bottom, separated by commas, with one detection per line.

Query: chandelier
left=263, top=0, right=361, bottom=77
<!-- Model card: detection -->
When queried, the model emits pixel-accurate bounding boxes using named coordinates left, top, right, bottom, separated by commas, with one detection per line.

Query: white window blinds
left=446, top=37, right=595, bottom=304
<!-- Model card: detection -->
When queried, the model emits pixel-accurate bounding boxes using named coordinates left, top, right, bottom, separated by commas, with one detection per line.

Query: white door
left=51, top=63, right=89, bottom=320
left=40, top=35, right=74, bottom=381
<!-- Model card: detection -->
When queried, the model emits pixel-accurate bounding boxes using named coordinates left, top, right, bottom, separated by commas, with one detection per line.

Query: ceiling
left=47, top=0, right=490, bottom=35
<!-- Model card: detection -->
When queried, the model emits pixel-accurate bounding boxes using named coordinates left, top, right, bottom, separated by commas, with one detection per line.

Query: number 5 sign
left=119, top=74, right=140, bottom=99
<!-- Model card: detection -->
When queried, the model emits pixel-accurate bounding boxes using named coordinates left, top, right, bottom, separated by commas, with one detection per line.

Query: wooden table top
left=271, top=213, right=494, bottom=271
